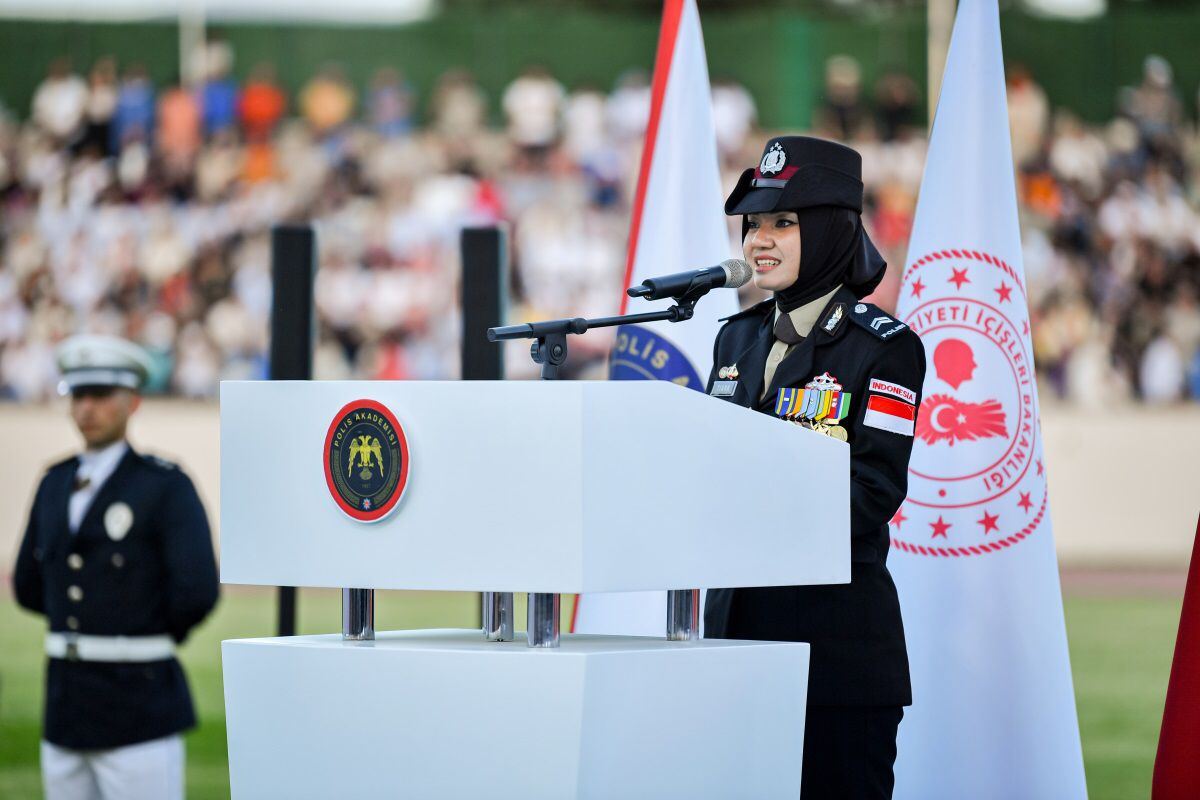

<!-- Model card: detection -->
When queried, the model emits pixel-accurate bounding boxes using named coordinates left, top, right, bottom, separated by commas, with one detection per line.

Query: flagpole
left=927, top=0, right=955, bottom=125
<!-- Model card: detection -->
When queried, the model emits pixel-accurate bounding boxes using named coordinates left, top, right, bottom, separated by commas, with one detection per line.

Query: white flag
left=890, top=1, right=1087, bottom=797
left=572, top=0, right=736, bottom=636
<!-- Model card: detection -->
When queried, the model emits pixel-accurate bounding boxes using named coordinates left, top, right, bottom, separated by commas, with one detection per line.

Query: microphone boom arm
left=487, top=292, right=704, bottom=380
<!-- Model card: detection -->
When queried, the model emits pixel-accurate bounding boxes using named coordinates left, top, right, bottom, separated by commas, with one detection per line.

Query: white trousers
left=41, top=734, right=184, bottom=800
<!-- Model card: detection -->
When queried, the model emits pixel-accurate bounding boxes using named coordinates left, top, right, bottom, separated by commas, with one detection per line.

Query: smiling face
left=743, top=211, right=801, bottom=292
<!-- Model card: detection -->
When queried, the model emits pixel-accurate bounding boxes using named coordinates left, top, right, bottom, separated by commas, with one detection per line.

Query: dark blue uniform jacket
left=13, top=447, right=219, bottom=749
left=703, top=287, right=926, bottom=708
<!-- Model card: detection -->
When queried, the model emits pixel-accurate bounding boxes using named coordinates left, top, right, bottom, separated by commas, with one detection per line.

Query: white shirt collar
left=78, top=439, right=129, bottom=481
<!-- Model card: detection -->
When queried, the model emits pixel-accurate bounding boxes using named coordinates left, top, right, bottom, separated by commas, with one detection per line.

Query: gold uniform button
left=67, top=554, right=83, bottom=570
left=66, top=616, right=80, bottom=630
left=67, top=586, right=83, bottom=602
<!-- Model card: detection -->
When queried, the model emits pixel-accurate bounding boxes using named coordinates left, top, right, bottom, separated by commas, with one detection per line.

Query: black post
left=270, top=225, right=316, bottom=637
left=461, top=227, right=507, bottom=630
left=461, top=227, right=507, bottom=381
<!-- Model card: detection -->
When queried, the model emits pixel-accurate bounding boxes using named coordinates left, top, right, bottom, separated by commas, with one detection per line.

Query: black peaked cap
left=725, top=135, right=864, bottom=216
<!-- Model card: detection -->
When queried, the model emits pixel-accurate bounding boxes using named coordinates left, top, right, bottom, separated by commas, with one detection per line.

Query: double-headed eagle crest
left=347, top=435, right=384, bottom=477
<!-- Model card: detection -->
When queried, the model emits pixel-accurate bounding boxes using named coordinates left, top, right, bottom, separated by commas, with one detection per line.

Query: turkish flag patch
left=863, top=394, right=916, bottom=436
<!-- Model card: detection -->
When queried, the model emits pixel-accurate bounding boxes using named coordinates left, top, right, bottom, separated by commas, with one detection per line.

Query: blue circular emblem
left=324, top=400, right=410, bottom=522
left=608, top=325, right=703, bottom=390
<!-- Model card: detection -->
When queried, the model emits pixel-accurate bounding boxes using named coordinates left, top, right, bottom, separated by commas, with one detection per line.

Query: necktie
left=773, top=312, right=804, bottom=346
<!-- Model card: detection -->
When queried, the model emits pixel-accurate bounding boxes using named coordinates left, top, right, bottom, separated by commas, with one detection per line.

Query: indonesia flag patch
left=868, top=378, right=917, bottom=405
left=863, top=394, right=916, bottom=436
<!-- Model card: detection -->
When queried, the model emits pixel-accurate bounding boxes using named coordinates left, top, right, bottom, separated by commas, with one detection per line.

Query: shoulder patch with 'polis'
left=324, top=400, right=410, bottom=523
left=850, top=303, right=908, bottom=340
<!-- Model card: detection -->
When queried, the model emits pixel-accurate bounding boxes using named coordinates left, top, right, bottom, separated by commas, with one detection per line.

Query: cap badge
left=759, top=142, right=787, bottom=176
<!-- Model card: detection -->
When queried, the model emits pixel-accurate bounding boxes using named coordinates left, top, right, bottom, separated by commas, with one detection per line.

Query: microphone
left=626, top=259, right=753, bottom=301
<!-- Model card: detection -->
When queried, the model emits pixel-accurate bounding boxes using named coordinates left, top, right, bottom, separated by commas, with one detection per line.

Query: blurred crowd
left=1, top=43, right=1198, bottom=405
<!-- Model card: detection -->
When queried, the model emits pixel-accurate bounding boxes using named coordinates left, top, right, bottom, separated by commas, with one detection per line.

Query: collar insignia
left=822, top=303, right=846, bottom=335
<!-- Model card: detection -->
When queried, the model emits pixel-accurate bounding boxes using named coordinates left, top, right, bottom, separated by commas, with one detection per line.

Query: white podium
left=220, top=381, right=850, bottom=799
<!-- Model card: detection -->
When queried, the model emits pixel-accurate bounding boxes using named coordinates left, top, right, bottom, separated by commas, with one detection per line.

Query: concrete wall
left=2, top=399, right=1197, bottom=575
left=2, top=400, right=221, bottom=577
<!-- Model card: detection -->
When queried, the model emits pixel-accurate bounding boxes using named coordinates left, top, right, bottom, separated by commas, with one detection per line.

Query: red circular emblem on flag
left=891, top=249, right=1047, bottom=557
left=323, top=399, right=410, bottom=523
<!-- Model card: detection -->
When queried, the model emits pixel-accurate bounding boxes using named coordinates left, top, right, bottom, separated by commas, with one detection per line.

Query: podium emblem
left=324, top=399, right=410, bottom=522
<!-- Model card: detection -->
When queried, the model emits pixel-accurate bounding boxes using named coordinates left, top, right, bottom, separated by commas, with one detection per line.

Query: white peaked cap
left=56, top=334, right=154, bottom=393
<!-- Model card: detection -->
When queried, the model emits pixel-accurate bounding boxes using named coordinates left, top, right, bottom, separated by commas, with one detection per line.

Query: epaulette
left=142, top=453, right=179, bottom=471
left=847, top=301, right=909, bottom=341
left=719, top=298, right=773, bottom=323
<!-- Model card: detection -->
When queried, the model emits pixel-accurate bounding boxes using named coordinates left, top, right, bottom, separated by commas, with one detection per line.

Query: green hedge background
left=0, top=6, right=1196, bottom=130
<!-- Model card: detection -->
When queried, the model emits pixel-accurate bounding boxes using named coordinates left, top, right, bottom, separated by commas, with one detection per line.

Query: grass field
left=0, top=583, right=1183, bottom=799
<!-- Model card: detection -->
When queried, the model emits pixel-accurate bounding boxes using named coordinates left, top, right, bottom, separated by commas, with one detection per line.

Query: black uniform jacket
left=703, top=287, right=926, bottom=708
left=13, top=447, right=219, bottom=749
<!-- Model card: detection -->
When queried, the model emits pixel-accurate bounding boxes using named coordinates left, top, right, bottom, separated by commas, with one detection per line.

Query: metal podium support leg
left=527, top=593, right=560, bottom=648
left=342, top=588, right=375, bottom=641
left=482, top=592, right=514, bottom=641
left=666, top=589, right=699, bottom=641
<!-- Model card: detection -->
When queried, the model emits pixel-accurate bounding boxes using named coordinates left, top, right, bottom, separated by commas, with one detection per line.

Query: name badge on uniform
left=710, top=380, right=737, bottom=397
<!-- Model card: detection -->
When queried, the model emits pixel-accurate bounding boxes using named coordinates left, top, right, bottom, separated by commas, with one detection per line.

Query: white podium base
left=223, top=629, right=808, bottom=799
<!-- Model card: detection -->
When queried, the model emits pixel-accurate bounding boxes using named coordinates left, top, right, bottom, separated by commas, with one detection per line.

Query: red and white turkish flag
left=889, top=1, right=1087, bottom=797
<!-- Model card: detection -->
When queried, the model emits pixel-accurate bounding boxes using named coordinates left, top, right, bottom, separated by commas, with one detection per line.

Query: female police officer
left=704, top=136, right=926, bottom=799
